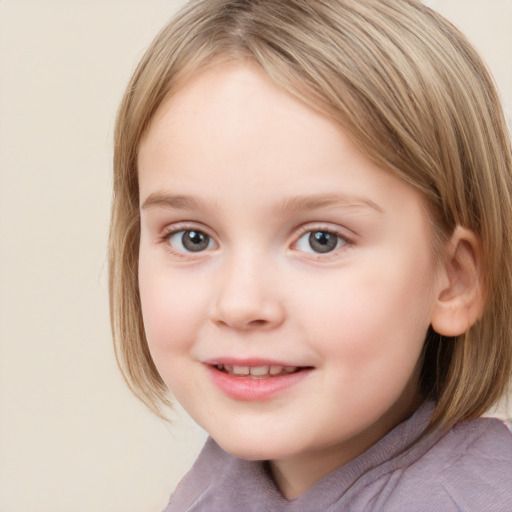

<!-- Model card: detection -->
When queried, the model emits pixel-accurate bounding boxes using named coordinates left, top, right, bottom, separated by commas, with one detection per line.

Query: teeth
left=216, top=364, right=299, bottom=377
left=249, top=365, right=269, bottom=376
left=232, top=365, right=250, bottom=375
left=269, top=365, right=282, bottom=375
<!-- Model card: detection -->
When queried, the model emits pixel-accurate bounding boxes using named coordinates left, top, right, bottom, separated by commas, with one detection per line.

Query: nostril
left=210, top=291, right=286, bottom=330
left=213, top=317, right=271, bottom=330
left=247, top=319, right=267, bottom=328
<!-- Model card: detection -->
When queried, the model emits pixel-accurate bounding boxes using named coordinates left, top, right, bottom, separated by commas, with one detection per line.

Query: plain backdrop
left=0, top=1, right=510, bottom=511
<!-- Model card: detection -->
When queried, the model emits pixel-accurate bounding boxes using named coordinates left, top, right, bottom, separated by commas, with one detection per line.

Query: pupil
left=183, top=230, right=209, bottom=252
left=309, top=231, right=337, bottom=253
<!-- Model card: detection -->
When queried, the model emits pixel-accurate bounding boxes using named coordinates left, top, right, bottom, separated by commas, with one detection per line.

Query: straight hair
left=110, top=0, right=512, bottom=428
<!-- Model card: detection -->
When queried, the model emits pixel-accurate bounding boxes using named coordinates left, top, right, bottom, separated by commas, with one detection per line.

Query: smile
left=207, top=362, right=313, bottom=401
left=214, top=364, right=300, bottom=378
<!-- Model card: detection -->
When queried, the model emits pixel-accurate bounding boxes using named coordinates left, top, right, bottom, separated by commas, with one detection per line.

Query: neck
left=269, top=442, right=361, bottom=499
left=269, top=390, right=423, bottom=499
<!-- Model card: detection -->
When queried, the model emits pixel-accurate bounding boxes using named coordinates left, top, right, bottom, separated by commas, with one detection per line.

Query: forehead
left=137, top=62, right=427, bottom=227
left=139, top=61, right=332, bottom=163
left=141, top=65, right=347, bottom=179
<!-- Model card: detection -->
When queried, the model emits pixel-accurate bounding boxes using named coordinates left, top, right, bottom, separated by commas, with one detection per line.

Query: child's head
left=110, top=0, right=512, bottom=445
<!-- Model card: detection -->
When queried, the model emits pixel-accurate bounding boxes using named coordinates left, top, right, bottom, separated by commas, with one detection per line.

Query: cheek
left=295, top=252, right=435, bottom=365
left=138, top=263, right=206, bottom=359
left=138, top=267, right=210, bottom=399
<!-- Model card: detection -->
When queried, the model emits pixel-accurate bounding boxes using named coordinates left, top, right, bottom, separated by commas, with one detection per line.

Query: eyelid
left=160, top=221, right=216, bottom=238
left=290, top=223, right=354, bottom=255
left=159, top=222, right=219, bottom=256
left=155, top=221, right=354, bottom=258
left=294, top=223, right=354, bottom=242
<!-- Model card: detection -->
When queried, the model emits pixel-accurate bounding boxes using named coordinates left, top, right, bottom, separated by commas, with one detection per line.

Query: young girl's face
left=138, top=62, right=444, bottom=491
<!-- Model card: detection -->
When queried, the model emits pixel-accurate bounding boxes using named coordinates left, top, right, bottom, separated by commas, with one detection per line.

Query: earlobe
left=431, top=227, right=484, bottom=337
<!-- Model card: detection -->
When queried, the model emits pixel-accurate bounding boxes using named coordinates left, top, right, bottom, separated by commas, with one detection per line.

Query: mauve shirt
left=163, top=403, right=512, bottom=511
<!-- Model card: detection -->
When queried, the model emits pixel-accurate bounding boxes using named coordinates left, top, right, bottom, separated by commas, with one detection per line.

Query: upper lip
left=203, top=357, right=308, bottom=368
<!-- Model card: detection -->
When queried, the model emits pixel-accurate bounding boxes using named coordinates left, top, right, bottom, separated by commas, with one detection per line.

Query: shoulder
left=427, top=416, right=512, bottom=478
left=380, top=417, right=512, bottom=512
left=163, top=437, right=279, bottom=512
left=163, top=438, right=231, bottom=511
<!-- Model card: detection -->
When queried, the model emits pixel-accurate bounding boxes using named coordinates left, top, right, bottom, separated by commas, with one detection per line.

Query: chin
left=212, top=433, right=294, bottom=461
left=215, top=440, right=274, bottom=461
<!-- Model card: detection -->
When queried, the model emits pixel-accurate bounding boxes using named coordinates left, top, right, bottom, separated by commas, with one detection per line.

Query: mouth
left=213, top=364, right=303, bottom=379
left=206, top=360, right=313, bottom=400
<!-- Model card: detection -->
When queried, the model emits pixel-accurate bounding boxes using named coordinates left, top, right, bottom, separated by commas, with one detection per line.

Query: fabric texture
left=163, top=402, right=512, bottom=511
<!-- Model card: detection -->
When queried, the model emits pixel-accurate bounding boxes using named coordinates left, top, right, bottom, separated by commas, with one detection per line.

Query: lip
left=204, top=359, right=313, bottom=401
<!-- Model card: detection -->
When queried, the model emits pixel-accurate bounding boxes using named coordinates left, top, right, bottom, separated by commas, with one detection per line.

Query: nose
left=209, top=253, right=286, bottom=331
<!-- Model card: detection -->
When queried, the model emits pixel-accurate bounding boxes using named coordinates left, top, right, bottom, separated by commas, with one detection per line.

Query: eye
left=295, top=230, right=346, bottom=254
left=167, top=229, right=215, bottom=253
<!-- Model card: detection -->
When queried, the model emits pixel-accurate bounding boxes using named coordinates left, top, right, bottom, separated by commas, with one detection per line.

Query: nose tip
left=209, top=265, right=285, bottom=331
left=212, top=300, right=284, bottom=331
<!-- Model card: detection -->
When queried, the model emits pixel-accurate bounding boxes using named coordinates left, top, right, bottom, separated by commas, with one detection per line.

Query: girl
left=109, top=0, right=512, bottom=510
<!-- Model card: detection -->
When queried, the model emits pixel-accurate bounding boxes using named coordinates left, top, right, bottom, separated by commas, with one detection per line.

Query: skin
left=137, top=62, right=447, bottom=499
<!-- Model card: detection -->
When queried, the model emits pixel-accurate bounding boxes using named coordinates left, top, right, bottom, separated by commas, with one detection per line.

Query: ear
left=431, top=226, right=484, bottom=337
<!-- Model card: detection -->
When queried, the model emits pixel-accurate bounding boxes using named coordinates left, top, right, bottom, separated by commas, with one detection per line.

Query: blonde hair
left=110, top=0, right=512, bottom=427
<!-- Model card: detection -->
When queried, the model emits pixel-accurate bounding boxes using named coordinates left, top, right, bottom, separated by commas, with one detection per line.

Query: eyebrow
left=140, top=192, right=384, bottom=215
left=274, top=194, right=384, bottom=215
left=141, top=193, right=206, bottom=210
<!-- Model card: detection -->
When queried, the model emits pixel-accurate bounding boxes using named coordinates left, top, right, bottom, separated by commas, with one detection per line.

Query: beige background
left=0, top=1, right=510, bottom=511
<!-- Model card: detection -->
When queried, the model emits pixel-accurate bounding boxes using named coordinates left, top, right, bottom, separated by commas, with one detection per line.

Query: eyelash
left=292, top=225, right=353, bottom=257
left=158, top=223, right=353, bottom=258
left=159, top=224, right=217, bottom=258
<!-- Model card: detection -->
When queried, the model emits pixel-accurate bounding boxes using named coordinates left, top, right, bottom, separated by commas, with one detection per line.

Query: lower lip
left=207, top=366, right=312, bottom=401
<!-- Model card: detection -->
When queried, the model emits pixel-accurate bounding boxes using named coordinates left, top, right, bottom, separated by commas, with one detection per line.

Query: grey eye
left=296, top=230, right=345, bottom=254
left=168, top=230, right=213, bottom=253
